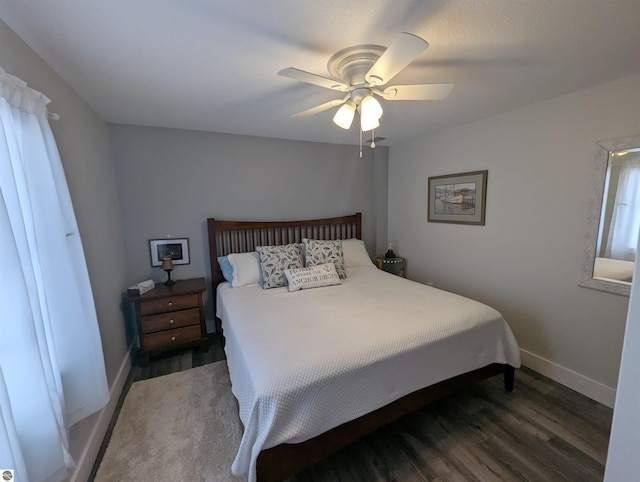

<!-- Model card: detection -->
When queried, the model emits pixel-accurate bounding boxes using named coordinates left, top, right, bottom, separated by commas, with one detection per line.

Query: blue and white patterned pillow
left=256, top=243, right=304, bottom=289
left=303, top=238, right=347, bottom=278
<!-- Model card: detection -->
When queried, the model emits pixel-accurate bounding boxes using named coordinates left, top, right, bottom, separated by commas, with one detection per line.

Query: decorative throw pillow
left=284, top=263, right=341, bottom=292
left=256, top=244, right=304, bottom=289
left=303, top=238, right=347, bottom=278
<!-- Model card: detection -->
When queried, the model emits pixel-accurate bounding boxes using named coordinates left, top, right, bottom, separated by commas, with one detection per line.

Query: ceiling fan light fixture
left=361, top=115, right=380, bottom=132
left=361, top=95, right=383, bottom=119
left=333, top=99, right=356, bottom=129
left=360, top=95, right=382, bottom=131
left=279, top=32, right=452, bottom=152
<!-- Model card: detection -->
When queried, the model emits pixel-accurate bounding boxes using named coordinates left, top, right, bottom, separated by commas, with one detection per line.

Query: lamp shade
left=361, top=115, right=380, bottom=132
left=333, top=100, right=356, bottom=129
left=360, top=95, right=382, bottom=131
left=161, top=256, right=174, bottom=271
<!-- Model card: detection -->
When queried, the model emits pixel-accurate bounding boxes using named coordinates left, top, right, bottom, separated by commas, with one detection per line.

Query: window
left=0, top=68, right=108, bottom=481
left=605, top=156, right=640, bottom=262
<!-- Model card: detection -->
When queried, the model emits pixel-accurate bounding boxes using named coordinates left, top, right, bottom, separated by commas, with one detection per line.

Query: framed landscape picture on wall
left=427, top=170, right=488, bottom=225
left=149, top=238, right=190, bottom=266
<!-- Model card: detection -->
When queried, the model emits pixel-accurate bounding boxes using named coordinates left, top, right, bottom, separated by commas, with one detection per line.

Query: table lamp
left=161, top=256, right=176, bottom=286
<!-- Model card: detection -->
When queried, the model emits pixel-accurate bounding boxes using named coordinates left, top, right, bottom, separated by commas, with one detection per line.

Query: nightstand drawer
left=138, top=293, right=199, bottom=316
left=140, top=308, right=200, bottom=334
left=142, top=325, right=202, bottom=352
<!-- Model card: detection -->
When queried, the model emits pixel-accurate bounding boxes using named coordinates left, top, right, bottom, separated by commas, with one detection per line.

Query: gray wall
left=0, top=19, right=129, bottom=472
left=108, top=124, right=389, bottom=321
left=388, top=73, right=640, bottom=390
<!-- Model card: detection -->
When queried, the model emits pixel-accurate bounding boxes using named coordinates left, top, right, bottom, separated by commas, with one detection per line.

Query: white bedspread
left=216, top=266, right=520, bottom=481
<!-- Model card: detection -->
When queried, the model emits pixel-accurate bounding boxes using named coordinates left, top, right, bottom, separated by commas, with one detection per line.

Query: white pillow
left=283, top=263, right=342, bottom=292
left=227, top=252, right=261, bottom=287
left=341, top=238, right=373, bottom=268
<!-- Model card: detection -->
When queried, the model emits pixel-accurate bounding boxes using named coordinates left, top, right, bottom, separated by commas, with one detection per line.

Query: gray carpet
left=94, top=361, right=245, bottom=481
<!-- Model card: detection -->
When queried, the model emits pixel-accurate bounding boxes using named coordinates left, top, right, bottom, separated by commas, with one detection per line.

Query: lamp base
left=164, top=270, right=175, bottom=287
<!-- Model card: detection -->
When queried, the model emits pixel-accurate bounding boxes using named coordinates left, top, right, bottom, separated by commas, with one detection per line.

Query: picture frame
left=427, top=170, right=488, bottom=225
left=149, top=238, right=190, bottom=267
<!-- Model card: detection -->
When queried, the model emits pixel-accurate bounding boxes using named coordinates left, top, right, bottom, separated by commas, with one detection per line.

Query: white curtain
left=605, top=158, right=640, bottom=262
left=0, top=69, right=109, bottom=481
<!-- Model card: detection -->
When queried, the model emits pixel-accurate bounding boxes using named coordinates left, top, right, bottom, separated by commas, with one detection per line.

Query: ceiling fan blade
left=381, top=83, right=454, bottom=100
left=278, top=67, right=349, bottom=92
left=291, top=98, right=346, bottom=119
left=365, top=32, right=429, bottom=86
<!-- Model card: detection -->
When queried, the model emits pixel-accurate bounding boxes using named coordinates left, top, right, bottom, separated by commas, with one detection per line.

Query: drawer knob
left=169, top=319, right=174, bottom=324
left=171, top=336, right=176, bottom=341
left=168, top=302, right=173, bottom=306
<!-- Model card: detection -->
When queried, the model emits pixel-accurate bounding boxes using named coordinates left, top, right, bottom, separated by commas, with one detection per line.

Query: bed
left=593, top=256, right=634, bottom=283
left=207, top=213, right=520, bottom=482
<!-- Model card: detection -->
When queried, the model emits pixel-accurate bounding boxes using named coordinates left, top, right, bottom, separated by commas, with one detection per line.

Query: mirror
left=580, top=135, right=640, bottom=296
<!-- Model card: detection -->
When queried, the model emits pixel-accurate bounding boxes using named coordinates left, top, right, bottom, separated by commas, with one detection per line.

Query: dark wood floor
left=90, top=335, right=612, bottom=481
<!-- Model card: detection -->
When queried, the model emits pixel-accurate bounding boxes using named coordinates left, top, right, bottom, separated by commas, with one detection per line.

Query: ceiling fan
left=278, top=32, right=454, bottom=137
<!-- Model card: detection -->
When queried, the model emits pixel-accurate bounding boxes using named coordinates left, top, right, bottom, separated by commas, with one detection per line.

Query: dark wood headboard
left=207, top=213, right=362, bottom=289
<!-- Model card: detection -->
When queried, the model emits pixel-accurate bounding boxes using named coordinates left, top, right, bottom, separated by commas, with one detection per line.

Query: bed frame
left=206, top=212, right=515, bottom=482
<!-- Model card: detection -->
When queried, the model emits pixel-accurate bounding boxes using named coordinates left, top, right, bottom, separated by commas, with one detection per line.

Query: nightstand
left=128, top=277, right=209, bottom=365
left=375, top=256, right=406, bottom=277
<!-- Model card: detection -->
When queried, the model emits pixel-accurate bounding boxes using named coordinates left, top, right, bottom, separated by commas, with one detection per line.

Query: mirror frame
left=579, top=135, right=640, bottom=296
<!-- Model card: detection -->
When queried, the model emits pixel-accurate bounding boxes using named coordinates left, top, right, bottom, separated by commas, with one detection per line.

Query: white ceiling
left=1, top=0, right=639, bottom=146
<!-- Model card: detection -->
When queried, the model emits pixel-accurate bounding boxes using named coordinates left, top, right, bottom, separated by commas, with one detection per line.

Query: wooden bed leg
left=504, top=365, right=515, bottom=392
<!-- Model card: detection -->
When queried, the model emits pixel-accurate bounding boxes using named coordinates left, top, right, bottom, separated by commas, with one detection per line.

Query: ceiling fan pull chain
left=371, top=129, right=376, bottom=149
left=359, top=125, right=363, bottom=158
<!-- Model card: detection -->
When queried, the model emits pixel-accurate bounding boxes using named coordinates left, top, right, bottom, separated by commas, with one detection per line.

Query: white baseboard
left=69, top=341, right=134, bottom=482
left=520, top=348, right=616, bottom=408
